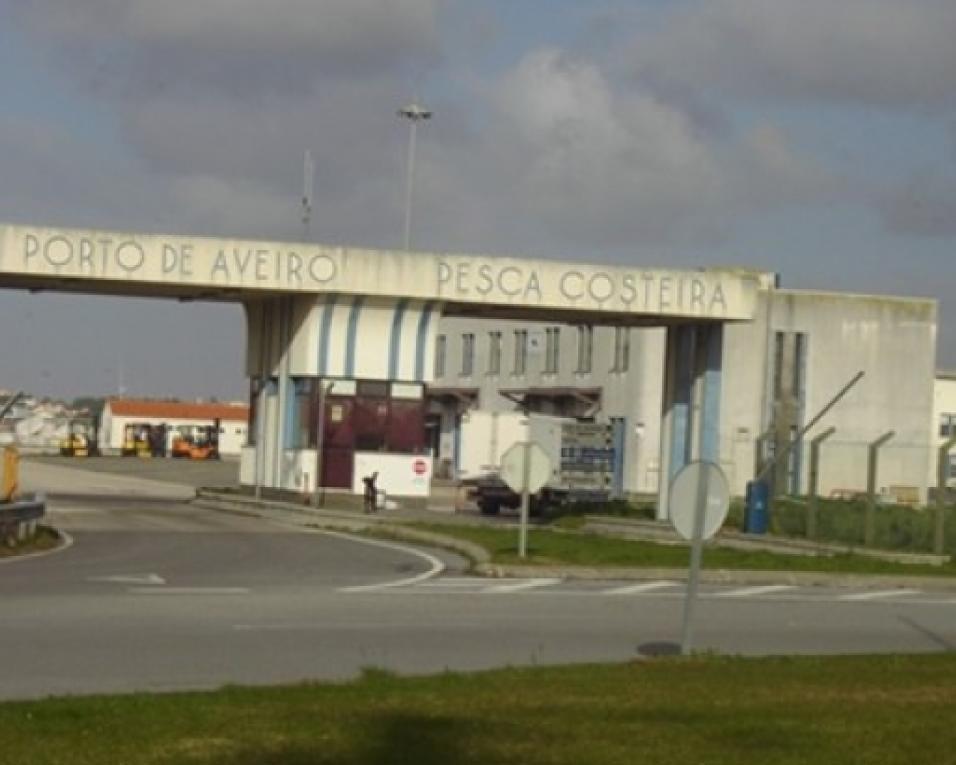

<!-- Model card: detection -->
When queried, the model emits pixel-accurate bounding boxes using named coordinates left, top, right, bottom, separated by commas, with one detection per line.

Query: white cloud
left=14, top=0, right=442, bottom=97
left=427, top=48, right=831, bottom=252
left=17, top=0, right=441, bottom=56
left=628, top=0, right=956, bottom=111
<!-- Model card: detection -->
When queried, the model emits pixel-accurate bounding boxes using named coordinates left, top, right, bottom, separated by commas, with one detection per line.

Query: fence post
left=808, top=427, right=836, bottom=540
left=865, top=431, right=895, bottom=547
left=936, top=436, right=956, bottom=555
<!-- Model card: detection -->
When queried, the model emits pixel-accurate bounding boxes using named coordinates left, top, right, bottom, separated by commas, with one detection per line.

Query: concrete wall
left=769, top=291, right=935, bottom=500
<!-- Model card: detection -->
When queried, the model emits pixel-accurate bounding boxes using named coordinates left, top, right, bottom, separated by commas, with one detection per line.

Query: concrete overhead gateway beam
left=0, top=222, right=762, bottom=512
left=0, top=223, right=759, bottom=324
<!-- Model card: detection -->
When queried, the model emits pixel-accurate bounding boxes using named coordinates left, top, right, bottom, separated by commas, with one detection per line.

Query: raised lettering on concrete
left=3, top=224, right=758, bottom=321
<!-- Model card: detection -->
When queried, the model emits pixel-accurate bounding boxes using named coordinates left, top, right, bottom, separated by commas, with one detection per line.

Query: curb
left=192, top=492, right=956, bottom=592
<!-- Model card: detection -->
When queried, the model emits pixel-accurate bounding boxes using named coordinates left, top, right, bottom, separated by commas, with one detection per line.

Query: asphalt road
left=2, top=459, right=955, bottom=700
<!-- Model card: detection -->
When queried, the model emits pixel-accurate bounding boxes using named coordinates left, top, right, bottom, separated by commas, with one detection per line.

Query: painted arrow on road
left=87, top=573, right=166, bottom=585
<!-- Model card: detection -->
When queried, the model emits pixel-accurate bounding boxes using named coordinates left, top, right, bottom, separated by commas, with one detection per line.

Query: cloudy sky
left=1, top=0, right=955, bottom=400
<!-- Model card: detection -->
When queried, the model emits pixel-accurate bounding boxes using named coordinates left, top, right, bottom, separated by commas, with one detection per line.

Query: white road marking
left=128, top=587, right=249, bottom=595
left=604, top=581, right=681, bottom=595
left=483, top=578, right=562, bottom=593
left=329, top=530, right=445, bottom=592
left=88, top=573, right=166, bottom=585
left=840, top=589, right=921, bottom=601
left=714, top=585, right=797, bottom=598
left=416, top=580, right=485, bottom=588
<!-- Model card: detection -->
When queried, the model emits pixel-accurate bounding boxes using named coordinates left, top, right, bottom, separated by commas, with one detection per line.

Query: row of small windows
left=434, top=327, right=630, bottom=378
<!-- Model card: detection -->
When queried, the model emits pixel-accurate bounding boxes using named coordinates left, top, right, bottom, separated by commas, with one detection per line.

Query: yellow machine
left=122, top=423, right=153, bottom=457
left=2, top=446, right=18, bottom=502
left=60, top=418, right=97, bottom=457
left=59, top=434, right=89, bottom=457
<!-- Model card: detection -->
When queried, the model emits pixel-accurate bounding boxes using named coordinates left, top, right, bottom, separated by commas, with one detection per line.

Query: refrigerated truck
left=457, top=411, right=615, bottom=514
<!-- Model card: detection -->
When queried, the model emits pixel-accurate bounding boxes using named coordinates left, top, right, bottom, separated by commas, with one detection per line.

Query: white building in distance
left=99, top=399, right=249, bottom=457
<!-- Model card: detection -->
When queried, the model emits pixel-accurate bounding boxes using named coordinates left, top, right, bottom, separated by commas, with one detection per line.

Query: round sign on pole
left=500, top=442, right=551, bottom=494
left=669, top=461, right=730, bottom=542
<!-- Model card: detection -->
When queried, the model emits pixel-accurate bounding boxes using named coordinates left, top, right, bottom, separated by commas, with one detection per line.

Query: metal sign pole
left=518, top=441, right=531, bottom=559
left=680, top=466, right=710, bottom=655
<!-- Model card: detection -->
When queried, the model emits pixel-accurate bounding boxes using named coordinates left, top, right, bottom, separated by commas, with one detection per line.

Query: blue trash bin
left=744, top=480, right=769, bottom=534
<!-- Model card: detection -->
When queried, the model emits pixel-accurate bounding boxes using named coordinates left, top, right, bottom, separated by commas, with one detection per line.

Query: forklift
left=60, top=418, right=98, bottom=458
left=122, top=423, right=154, bottom=458
left=170, top=419, right=221, bottom=460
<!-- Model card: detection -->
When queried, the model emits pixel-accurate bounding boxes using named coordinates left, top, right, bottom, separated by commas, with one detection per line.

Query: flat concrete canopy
left=0, top=223, right=759, bottom=326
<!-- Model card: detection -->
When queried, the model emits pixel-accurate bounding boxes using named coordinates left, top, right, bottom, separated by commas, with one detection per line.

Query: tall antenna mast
left=302, top=149, right=314, bottom=241
left=117, top=356, right=126, bottom=398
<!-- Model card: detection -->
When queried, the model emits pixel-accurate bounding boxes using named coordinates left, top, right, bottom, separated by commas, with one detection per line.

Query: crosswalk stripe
left=483, top=578, right=562, bottom=593
left=128, top=587, right=249, bottom=595
left=714, top=585, right=796, bottom=598
left=417, top=581, right=486, bottom=588
left=604, top=581, right=681, bottom=595
left=840, top=589, right=920, bottom=601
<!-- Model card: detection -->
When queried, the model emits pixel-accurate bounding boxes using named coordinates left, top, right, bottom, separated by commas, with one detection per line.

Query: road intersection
left=1, top=458, right=953, bottom=700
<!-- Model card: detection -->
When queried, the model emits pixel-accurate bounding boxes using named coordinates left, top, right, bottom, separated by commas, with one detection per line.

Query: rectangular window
left=434, top=334, right=446, bottom=378
left=941, top=414, right=956, bottom=438
left=773, top=331, right=785, bottom=396
left=488, top=331, right=502, bottom=376
left=576, top=325, right=593, bottom=373
left=513, top=329, right=528, bottom=375
left=357, top=380, right=389, bottom=398
left=544, top=326, right=560, bottom=374
left=291, top=377, right=315, bottom=448
left=461, top=333, right=475, bottom=376
left=611, top=327, right=630, bottom=372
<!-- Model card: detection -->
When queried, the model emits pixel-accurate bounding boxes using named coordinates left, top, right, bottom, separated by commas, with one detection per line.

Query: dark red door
left=321, top=397, right=355, bottom=488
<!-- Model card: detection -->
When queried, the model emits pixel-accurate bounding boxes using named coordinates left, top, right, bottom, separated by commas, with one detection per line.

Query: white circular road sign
left=669, top=461, right=730, bottom=542
left=500, top=442, right=552, bottom=495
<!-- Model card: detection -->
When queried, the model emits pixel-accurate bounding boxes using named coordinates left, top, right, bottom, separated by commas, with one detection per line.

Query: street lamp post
left=397, top=101, right=432, bottom=251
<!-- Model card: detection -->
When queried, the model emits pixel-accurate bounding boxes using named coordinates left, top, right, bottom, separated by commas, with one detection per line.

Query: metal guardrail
left=0, top=494, right=46, bottom=528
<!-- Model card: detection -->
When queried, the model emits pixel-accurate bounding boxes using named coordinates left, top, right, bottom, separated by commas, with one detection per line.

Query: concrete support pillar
left=657, top=323, right=724, bottom=521
left=243, top=293, right=442, bottom=493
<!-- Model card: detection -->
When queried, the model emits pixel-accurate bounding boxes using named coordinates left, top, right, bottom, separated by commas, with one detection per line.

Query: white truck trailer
left=457, top=411, right=615, bottom=514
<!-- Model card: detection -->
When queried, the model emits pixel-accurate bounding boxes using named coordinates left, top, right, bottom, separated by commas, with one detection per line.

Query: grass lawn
left=411, top=522, right=956, bottom=577
left=3, top=655, right=955, bottom=764
left=0, top=525, right=60, bottom=559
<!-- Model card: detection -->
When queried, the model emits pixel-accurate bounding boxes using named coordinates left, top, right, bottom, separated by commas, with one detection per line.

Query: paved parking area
left=25, top=454, right=240, bottom=489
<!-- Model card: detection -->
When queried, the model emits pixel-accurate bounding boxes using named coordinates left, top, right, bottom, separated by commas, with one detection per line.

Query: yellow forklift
left=122, top=423, right=154, bottom=457
left=60, top=418, right=98, bottom=457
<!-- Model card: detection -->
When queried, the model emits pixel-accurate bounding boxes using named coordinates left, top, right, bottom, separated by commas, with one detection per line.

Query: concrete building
left=934, top=371, right=956, bottom=484
left=99, top=399, right=249, bottom=457
left=430, top=282, right=938, bottom=503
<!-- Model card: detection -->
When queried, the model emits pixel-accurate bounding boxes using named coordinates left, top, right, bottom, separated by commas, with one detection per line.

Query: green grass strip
left=412, top=522, right=956, bottom=577
left=3, top=655, right=956, bottom=764
left=0, top=525, right=61, bottom=558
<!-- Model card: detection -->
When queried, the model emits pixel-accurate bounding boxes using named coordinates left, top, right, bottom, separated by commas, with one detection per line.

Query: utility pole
left=302, top=149, right=314, bottom=241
